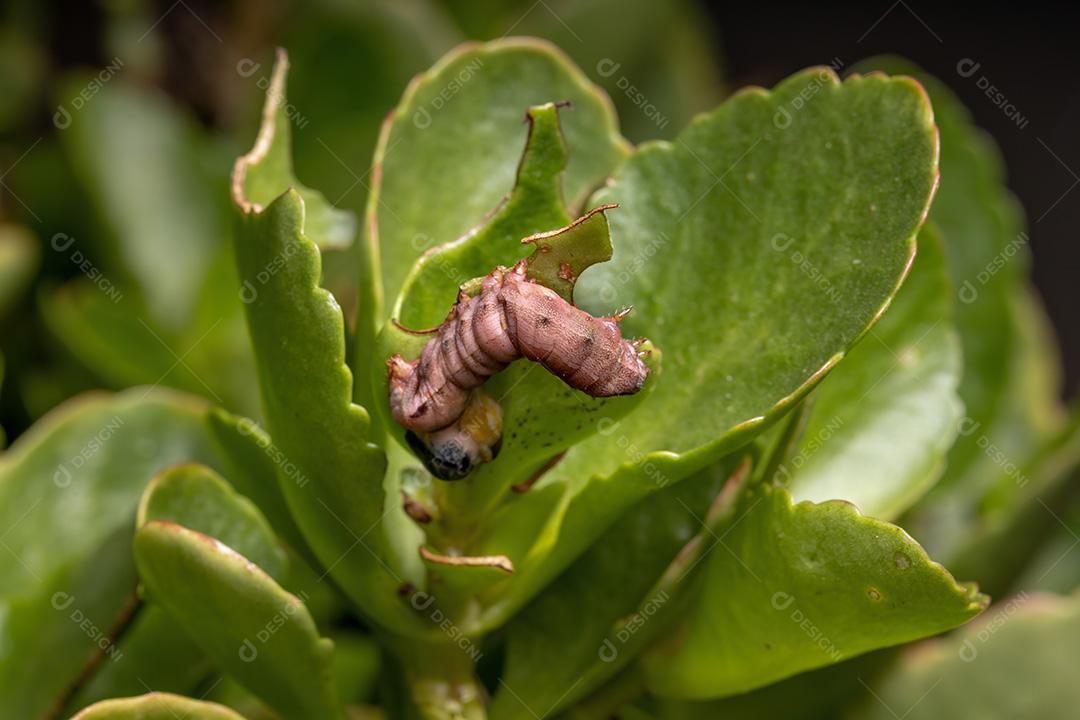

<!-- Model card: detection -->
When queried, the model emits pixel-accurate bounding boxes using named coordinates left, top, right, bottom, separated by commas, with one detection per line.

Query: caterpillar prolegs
left=388, top=260, right=650, bottom=480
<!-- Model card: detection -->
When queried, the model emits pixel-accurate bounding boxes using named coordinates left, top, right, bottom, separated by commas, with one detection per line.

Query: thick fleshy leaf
left=462, top=67, right=939, bottom=630
left=231, top=52, right=425, bottom=635
left=361, top=37, right=629, bottom=333
left=371, top=107, right=653, bottom=545
left=0, top=223, right=38, bottom=317
left=134, top=521, right=343, bottom=720
left=0, top=388, right=223, bottom=718
left=779, top=225, right=962, bottom=519
left=853, top=60, right=1065, bottom=561
left=640, top=483, right=986, bottom=699
left=490, top=457, right=743, bottom=720
left=71, top=692, right=247, bottom=720
left=136, top=464, right=287, bottom=581
left=394, top=101, right=572, bottom=327
left=206, top=408, right=314, bottom=565
left=947, top=407, right=1080, bottom=595
left=857, top=591, right=1080, bottom=720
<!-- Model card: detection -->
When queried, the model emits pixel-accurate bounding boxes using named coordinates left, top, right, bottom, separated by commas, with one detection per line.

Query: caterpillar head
left=405, top=391, right=503, bottom=481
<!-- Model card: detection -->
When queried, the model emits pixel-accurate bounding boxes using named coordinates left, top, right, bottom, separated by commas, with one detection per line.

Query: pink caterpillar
left=388, top=260, right=649, bottom=437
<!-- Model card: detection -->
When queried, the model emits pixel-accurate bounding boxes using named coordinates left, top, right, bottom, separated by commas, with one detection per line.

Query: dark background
left=23, top=0, right=1080, bottom=398
left=708, top=0, right=1080, bottom=397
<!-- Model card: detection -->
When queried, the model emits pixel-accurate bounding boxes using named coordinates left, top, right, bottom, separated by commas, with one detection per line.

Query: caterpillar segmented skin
left=388, top=259, right=649, bottom=435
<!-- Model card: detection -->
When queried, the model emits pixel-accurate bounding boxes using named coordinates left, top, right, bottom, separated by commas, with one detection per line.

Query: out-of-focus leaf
left=134, top=521, right=343, bottom=720
left=71, top=692, right=247, bottom=719
left=638, top=651, right=895, bottom=720
left=1011, top=479, right=1080, bottom=595
left=137, top=463, right=287, bottom=581
left=853, top=59, right=1065, bottom=561
left=48, top=75, right=258, bottom=415
left=483, top=0, right=726, bottom=143
left=0, top=388, right=223, bottom=719
left=331, top=632, right=382, bottom=705
left=0, top=224, right=39, bottom=317
left=68, top=606, right=211, bottom=714
left=231, top=51, right=425, bottom=635
left=857, top=591, right=1080, bottom=720
left=780, top=225, right=962, bottom=520
left=58, top=75, right=223, bottom=329
left=466, top=67, right=940, bottom=631
left=0, top=26, right=45, bottom=132
left=639, top=483, right=985, bottom=699
left=947, top=407, right=1080, bottom=595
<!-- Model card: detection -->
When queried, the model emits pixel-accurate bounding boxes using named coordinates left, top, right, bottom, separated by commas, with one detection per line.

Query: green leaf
left=136, top=463, right=287, bottom=582
left=362, top=37, right=629, bottom=333
left=857, top=590, right=1080, bottom=720
left=465, top=67, right=940, bottom=629
left=58, top=74, right=224, bottom=329
left=0, top=388, right=223, bottom=718
left=779, top=224, right=963, bottom=520
left=853, top=59, right=1065, bottom=560
left=68, top=606, right=212, bottom=713
left=206, top=408, right=315, bottom=566
left=639, top=483, right=986, bottom=699
left=0, top=223, right=39, bottom=317
left=232, top=48, right=355, bottom=251
left=521, top=203, right=617, bottom=302
left=134, top=520, right=343, bottom=720
left=231, top=52, right=424, bottom=635
left=438, top=0, right=725, bottom=144
left=490, top=458, right=741, bottom=720
left=394, top=100, right=574, bottom=326
left=370, top=106, right=652, bottom=543
left=71, top=692, right=247, bottom=720
left=947, top=406, right=1080, bottom=595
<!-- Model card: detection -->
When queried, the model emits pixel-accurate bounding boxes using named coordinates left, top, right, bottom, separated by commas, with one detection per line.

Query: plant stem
left=394, top=637, right=488, bottom=720
left=46, top=589, right=143, bottom=719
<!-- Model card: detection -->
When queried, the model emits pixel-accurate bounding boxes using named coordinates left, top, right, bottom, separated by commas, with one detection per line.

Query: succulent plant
left=3, top=32, right=1077, bottom=720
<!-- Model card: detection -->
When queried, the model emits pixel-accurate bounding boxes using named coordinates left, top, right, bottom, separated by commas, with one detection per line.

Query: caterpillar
left=388, top=259, right=649, bottom=478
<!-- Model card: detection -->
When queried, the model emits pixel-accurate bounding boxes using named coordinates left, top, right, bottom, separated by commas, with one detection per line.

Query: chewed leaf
left=367, top=38, right=630, bottom=331
left=231, top=48, right=354, bottom=250
left=523, top=203, right=617, bottom=302
left=394, top=101, right=573, bottom=327
left=460, top=67, right=941, bottom=633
